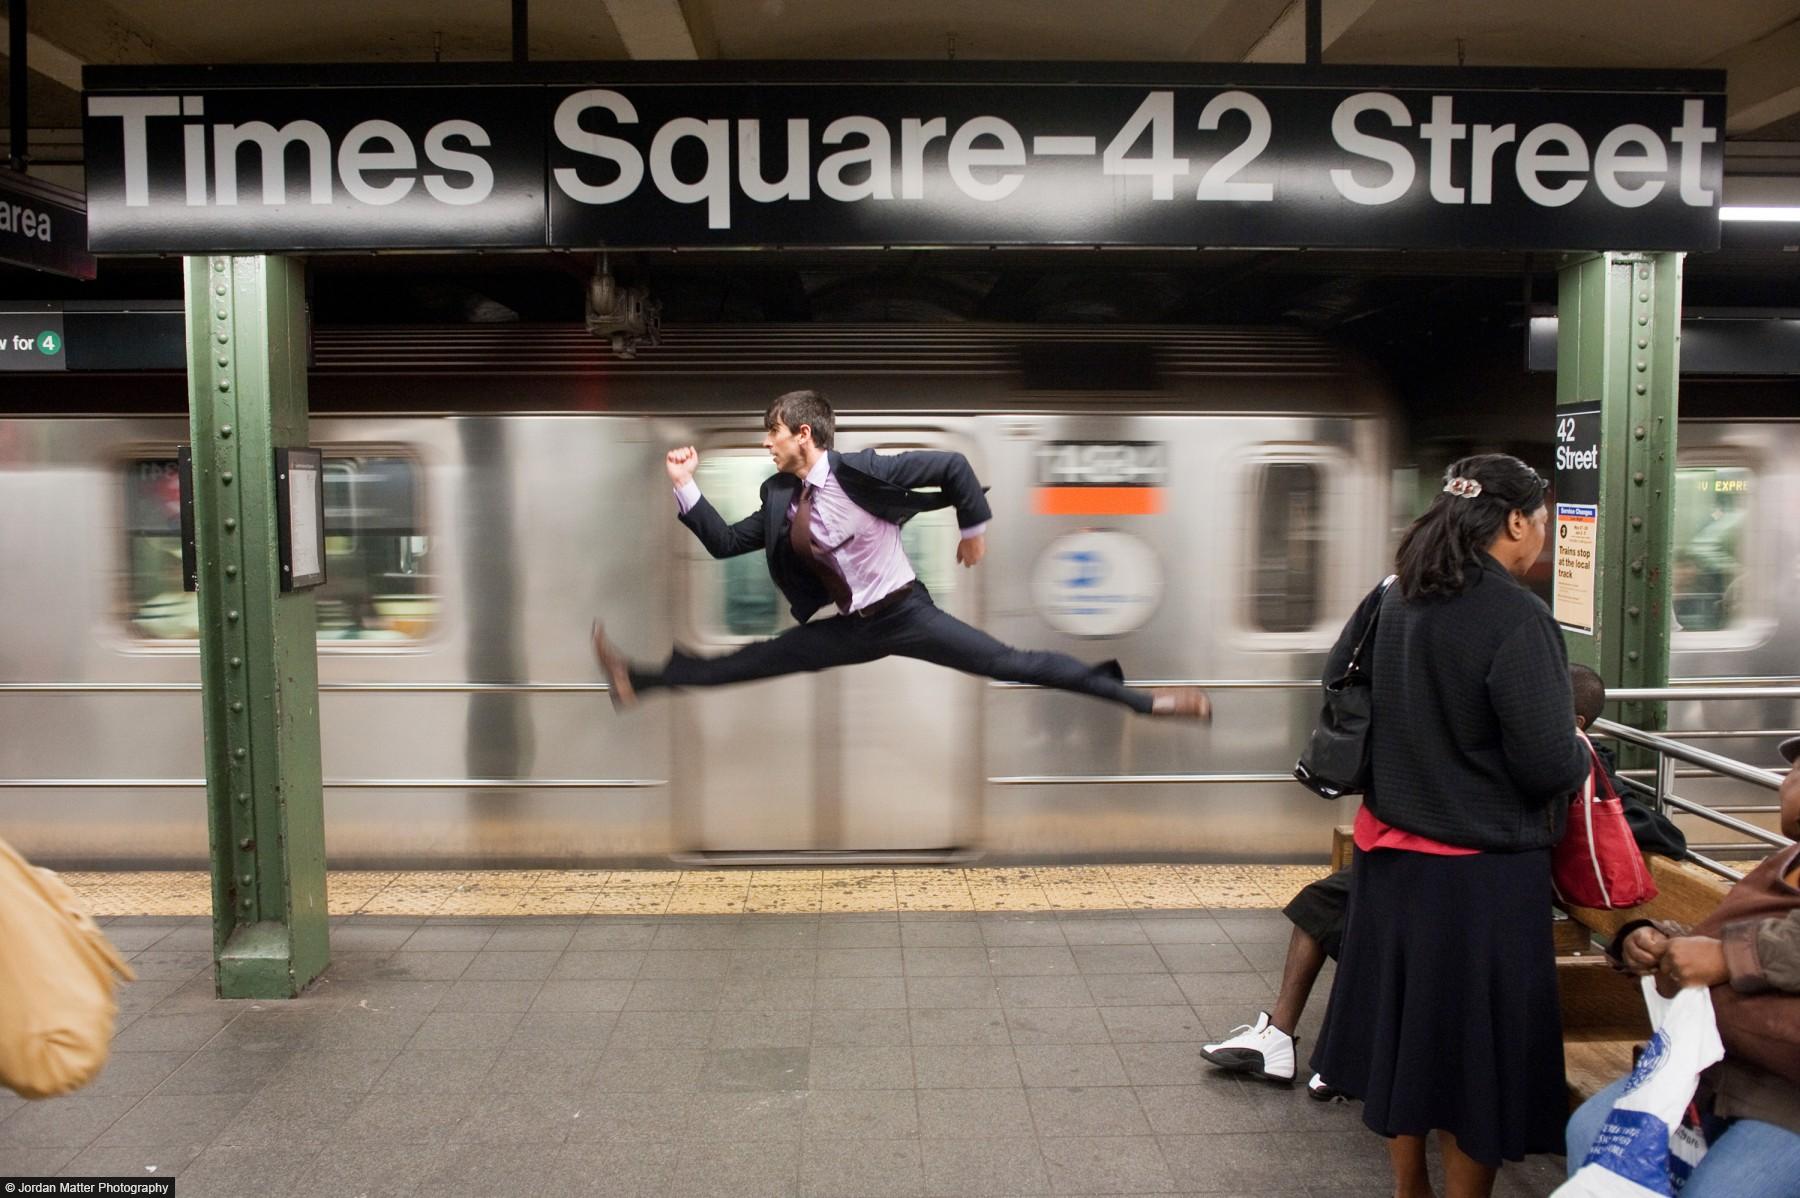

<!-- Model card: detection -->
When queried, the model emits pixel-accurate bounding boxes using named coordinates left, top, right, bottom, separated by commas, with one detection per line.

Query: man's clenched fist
left=666, top=445, right=699, bottom=487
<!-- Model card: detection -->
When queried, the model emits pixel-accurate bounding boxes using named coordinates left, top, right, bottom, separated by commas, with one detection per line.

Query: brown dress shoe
left=591, top=620, right=637, bottom=710
left=1151, top=686, right=1212, bottom=721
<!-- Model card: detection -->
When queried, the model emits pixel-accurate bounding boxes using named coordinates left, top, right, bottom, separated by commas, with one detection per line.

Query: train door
left=672, top=427, right=980, bottom=860
left=1665, top=428, right=1795, bottom=851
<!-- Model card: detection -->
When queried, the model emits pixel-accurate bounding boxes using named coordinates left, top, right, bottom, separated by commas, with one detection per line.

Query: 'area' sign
left=0, top=170, right=96, bottom=280
left=83, top=62, right=1725, bottom=255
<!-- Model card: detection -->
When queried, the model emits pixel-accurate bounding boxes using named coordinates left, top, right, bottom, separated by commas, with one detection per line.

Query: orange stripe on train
left=1032, top=487, right=1164, bottom=516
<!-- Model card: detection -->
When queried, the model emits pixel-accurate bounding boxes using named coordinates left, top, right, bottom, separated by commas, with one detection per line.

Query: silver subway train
left=0, top=324, right=1793, bottom=868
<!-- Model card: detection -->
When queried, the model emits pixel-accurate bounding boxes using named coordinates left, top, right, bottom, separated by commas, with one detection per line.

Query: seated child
left=1202, top=663, right=1683, bottom=1097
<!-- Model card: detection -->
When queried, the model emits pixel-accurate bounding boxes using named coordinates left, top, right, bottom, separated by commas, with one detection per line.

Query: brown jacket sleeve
left=1723, top=909, right=1800, bottom=995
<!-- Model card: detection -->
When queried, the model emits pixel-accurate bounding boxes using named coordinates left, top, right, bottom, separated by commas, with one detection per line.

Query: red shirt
left=1354, top=803, right=1480, bottom=856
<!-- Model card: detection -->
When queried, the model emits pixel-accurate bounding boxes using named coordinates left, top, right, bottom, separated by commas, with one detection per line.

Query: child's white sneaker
left=1200, top=1011, right=1295, bottom=1083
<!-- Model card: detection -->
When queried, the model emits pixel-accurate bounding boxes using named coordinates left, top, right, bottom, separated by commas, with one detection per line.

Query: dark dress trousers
left=629, top=448, right=1153, bottom=713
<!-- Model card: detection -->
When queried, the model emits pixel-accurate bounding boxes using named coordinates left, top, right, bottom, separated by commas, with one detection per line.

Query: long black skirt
left=1309, top=846, right=1568, bottom=1168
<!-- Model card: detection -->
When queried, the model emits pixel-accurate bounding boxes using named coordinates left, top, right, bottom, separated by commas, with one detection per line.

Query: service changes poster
left=1554, top=403, right=1601, bottom=634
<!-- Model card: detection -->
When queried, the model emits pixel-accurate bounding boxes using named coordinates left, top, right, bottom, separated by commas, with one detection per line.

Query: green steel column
left=185, top=255, right=329, bottom=999
left=1555, top=252, right=1683, bottom=736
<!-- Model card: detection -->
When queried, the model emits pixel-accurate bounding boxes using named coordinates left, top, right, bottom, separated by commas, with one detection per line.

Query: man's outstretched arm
left=854, top=449, right=993, bottom=530
left=664, top=445, right=767, bottom=559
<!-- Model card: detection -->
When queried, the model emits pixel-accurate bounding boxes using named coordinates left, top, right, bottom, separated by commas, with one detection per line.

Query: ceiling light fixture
left=1719, top=206, right=1800, bottom=222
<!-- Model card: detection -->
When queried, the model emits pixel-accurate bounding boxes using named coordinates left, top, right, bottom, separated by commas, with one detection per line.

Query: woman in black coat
left=1309, top=454, right=1589, bottom=1198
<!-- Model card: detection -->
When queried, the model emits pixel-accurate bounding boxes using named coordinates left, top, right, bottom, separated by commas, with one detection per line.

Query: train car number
left=1035, top=442, right=1168, bottom=488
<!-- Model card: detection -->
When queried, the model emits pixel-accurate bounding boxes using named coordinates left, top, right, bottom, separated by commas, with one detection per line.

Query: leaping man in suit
left=592, top=389, right=1211, bottom=722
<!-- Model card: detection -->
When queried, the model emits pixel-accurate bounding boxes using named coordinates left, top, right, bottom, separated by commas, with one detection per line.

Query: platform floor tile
left=6, top=903, right=1577, bottom=1198
left=66, top=865, right=1337, bottom=919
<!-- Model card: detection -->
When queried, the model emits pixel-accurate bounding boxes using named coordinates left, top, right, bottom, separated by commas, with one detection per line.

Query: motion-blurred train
left=2, top=323, right=1793, bottom=868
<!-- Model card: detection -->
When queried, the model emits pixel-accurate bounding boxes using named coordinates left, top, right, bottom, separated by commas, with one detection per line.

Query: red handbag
left=1552, top=732, right=1658, bottom=910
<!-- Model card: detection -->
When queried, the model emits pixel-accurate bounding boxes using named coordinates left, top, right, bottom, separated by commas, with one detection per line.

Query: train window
left=692, top=453, right=788, bottom=639
left=1251, top=462, right=1325, bottom=633
left=1671, top=465, right=1751, bottom=633
left=124, top=453, right=437, bottom=642
left=124, top=459, right=197, bottom=639
left=899, top=503, right=959, bottom=603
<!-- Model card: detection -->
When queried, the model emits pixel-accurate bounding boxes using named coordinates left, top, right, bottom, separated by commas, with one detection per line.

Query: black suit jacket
left=677, top=448, right=993, bottom=623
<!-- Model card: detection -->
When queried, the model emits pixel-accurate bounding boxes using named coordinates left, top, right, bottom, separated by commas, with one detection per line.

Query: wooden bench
left=1328, top=827, right=1733, bottom=1106
left=1556, top=854, right=1732, bottom=1103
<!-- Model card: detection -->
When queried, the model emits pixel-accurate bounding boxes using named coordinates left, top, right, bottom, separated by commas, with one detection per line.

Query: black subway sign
left=82, top=64, right=1726, bottom=254
left=0, top=311, right=68, bottom=372
left=0, top=169, right=97, bottom=280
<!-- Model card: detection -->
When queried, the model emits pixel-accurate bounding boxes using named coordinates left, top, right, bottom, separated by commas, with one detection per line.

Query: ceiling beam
left=1708, top=17, right=1800, bottom=134
left=1241, top=0, right=1379, bottom=64
left=0, top=16, right=85, bottom=92
left=599, top=0, right=711, bottom=60
left=1179, top=0, right=1295, bottom=62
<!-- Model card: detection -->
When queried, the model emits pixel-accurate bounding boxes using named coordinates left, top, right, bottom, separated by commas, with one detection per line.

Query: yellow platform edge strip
left=66, top=866, right=1331, bottom=917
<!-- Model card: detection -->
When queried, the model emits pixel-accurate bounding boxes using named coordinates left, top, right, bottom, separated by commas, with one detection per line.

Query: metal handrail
left=1607, top=686, right=1800, bottom=702
left=1591, top=716, right=1792, bottom=881
left=1618, top=767, right=1784, bottom=781
left=1660, top=796, right=1791, bottom=850
left=1613, top=775, right=1780, bottom=814
left=990, top=772, right=1294, bottom=786
left=1651, top=729, right=1800, bottom=741
left=0, top=682, right=612, bottom=693
left=0, top=777, right=665, bottom=789
left=1592, top=719, right=1786, bottom=790
left=5, top=679, right=1797, bottom=697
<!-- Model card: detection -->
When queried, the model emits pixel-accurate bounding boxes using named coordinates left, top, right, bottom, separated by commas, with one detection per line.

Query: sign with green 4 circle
left=0, top=311, right=67, bottom=371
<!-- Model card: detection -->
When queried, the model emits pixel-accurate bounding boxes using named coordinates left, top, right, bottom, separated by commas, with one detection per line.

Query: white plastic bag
left=1555, top=976, right=1724, bottom=1197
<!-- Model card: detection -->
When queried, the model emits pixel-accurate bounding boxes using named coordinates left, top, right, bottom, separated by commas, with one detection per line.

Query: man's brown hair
left=765, top=390, right=835, bottom=451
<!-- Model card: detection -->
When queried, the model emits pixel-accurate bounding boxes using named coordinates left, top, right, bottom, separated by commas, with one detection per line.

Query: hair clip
left=1443, top=477, right=1483, bottom=498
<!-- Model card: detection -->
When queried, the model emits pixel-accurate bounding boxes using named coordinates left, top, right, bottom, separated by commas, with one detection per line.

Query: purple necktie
left=790, top=483, right=853, bottom=613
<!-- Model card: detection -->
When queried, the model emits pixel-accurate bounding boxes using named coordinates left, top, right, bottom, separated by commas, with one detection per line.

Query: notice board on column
left=1554, top=404, right=1601, bottom=634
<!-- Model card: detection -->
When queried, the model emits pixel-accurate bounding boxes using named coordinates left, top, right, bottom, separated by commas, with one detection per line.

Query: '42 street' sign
left=83, top=62, right=1725, bottom=254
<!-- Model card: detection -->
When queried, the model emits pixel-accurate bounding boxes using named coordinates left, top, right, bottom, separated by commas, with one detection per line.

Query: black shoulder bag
left=1293, top=575, right=1396, bottom=800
